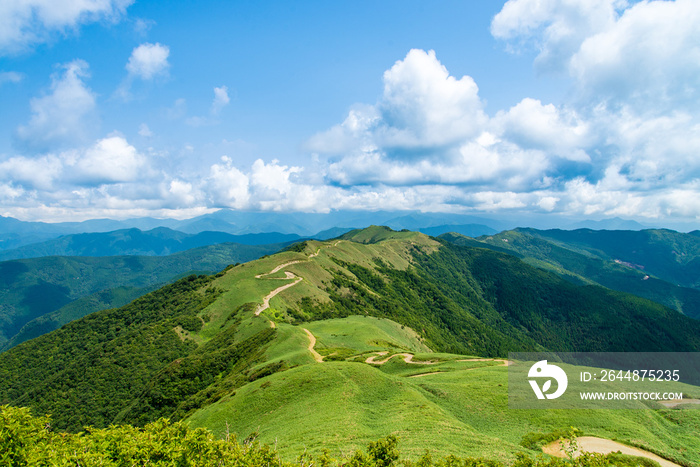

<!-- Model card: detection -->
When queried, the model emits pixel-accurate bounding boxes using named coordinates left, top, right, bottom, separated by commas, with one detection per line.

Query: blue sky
left=0, top=0, right=699, bottom=229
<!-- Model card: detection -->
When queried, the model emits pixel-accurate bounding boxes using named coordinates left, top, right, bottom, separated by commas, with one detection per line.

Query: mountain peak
left=339, top=225, right=423, bottom=244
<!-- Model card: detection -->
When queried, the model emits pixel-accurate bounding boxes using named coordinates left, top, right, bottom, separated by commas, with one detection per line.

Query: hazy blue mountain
left=311, top=227, right=356, bottom=240
left=567, top=217, right=648, bottom=230
left=417, top=224, right=497, bottom=237
left=0, top=227, right=302, bottom=261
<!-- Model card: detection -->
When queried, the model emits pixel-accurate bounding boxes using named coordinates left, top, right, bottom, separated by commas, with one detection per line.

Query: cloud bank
left=2, top=0, right=699, bottom=225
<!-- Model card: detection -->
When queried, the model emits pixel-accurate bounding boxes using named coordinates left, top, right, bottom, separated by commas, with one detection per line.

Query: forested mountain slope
left=442, top=228, right=700, bottom=319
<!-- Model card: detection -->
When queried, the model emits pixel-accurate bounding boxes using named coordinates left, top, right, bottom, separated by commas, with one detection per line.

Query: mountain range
left=2, top=210, right=659, bottom=252
left=0, top=241, right=289, bottom=351
left=1, top=226, right=698, bottom=464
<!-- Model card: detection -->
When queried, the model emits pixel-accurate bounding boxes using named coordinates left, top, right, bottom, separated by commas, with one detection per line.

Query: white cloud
left=378, top=49, right=487, bottom=150
left=70, top=135, right=147, bottom=184
left=126, top=42, right=170, bottom=80
left=312, top=49, right=569, bottom=191
left=0, top=0, right=133, bottom=55
left=0, top=154, right=63, bottom=190
left=0, top=135, right=147, bottom=191
left=15, top=59, right=97, bottom=151
left=0, top=71, right=23, bottom=85
left=163, top=179, right=199, bottom=208
left=207, top=156, right=250, bottom=209
left=491, top=0, right=625, bottom=72
left=570, top=0, right=700, bottom=110
left=495, top=98, right=590, bottom=162
left=211, top=86, right=230, bottom=115
left=307, top=50, right=487, bottom=159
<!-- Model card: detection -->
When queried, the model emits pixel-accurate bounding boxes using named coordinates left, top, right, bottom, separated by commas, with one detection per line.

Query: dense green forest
left=447, top=228, right=700, bottom=320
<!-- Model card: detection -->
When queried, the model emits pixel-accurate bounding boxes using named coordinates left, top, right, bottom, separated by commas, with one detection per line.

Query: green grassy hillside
left=1, top=227, right=699, bottom=464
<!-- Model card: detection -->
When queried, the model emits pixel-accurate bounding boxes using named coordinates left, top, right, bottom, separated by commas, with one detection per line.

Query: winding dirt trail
left=303, top=328, right=324, bottom=363
left=364, top=352, right=435, bottom=365
left=254, top=272, right=303, bottom=315
left=543, top=437, right=681, bottom=467
left=253, top=241, right=345, bottom=317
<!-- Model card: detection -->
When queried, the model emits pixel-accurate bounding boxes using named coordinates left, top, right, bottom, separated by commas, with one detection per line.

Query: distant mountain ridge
left=0, top=227, right=302, bottom=261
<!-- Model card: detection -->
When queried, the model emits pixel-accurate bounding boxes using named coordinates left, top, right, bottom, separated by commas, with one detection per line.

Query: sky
left=0, top=0, right=699, bottom=229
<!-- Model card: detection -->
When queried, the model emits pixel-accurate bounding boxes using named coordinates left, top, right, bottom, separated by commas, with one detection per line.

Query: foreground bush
left=1, top=406, right=661, bottom=466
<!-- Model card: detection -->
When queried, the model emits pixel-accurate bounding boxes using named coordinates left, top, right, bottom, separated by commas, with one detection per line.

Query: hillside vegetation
left=443, top=228, right=700, bottom=320
left=1, top=226, right=698, bottom=464
left=0, top=242, right=284, bottom=351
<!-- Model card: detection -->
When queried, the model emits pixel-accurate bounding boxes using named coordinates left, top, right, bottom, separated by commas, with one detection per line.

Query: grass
left=184, top=235, right=700, bottom=465
left=305, top=315, right=432, bottom=355
left=187, top=313, right=700, bottom=465
left=187, top=362, right=517, bottom=463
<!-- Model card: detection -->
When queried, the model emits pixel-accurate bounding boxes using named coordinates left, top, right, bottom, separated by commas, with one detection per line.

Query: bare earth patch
left=543, top=436, right=681, bottom=467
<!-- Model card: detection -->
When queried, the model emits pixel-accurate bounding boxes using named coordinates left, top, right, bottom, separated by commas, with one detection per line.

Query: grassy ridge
left=188, top=315, right=700, bottom=464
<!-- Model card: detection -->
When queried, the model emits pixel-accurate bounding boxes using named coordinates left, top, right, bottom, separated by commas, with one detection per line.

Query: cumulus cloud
left=493, top=0, right=700, bottom=111
left=0, top=154, right=63, bottom=190
left=304, top=12, right=700, bottom=224
left=0, top=0, right=133, bottom=55
left=494, top=98, right=590, bottom=162
left=309, top=49, right=487, bottom=159
left=0, top=135, right=148, bottom=191
left=311, top=49, right=582, bottom=193
left=208, top=156, right=250, bottom=209
left=69, top=135, right=148, bottom=184
left=379, top=49, right=486, bottom=150
left=491, top=0, right=624, bottom=72
left=126, top=42, right=170, bottom=80
left=15, top=59, right=97, bottom=151
left=570, top=0, right=700, bottom=110
left=4, top=2, right=700, bottom=224
left=206, top=157, right=331, bottom=212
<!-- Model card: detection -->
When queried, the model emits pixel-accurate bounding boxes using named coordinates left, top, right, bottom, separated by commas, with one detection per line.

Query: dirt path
left=408, top=371, right=443, bottom=378
left=255, top=260, right=305, bottom=278
left=303, top=328, right=323, bottom=363
left=659, top=398, right=700, bottom=408
left=543, top=437, right=681, bottom=467
left=365, top=352, right=435, bottom=365
left=254, top=274, right=303, bottom=315
left=253, top=241, right=346, bottom=317
left=457, top=358, right=512, bottom=366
